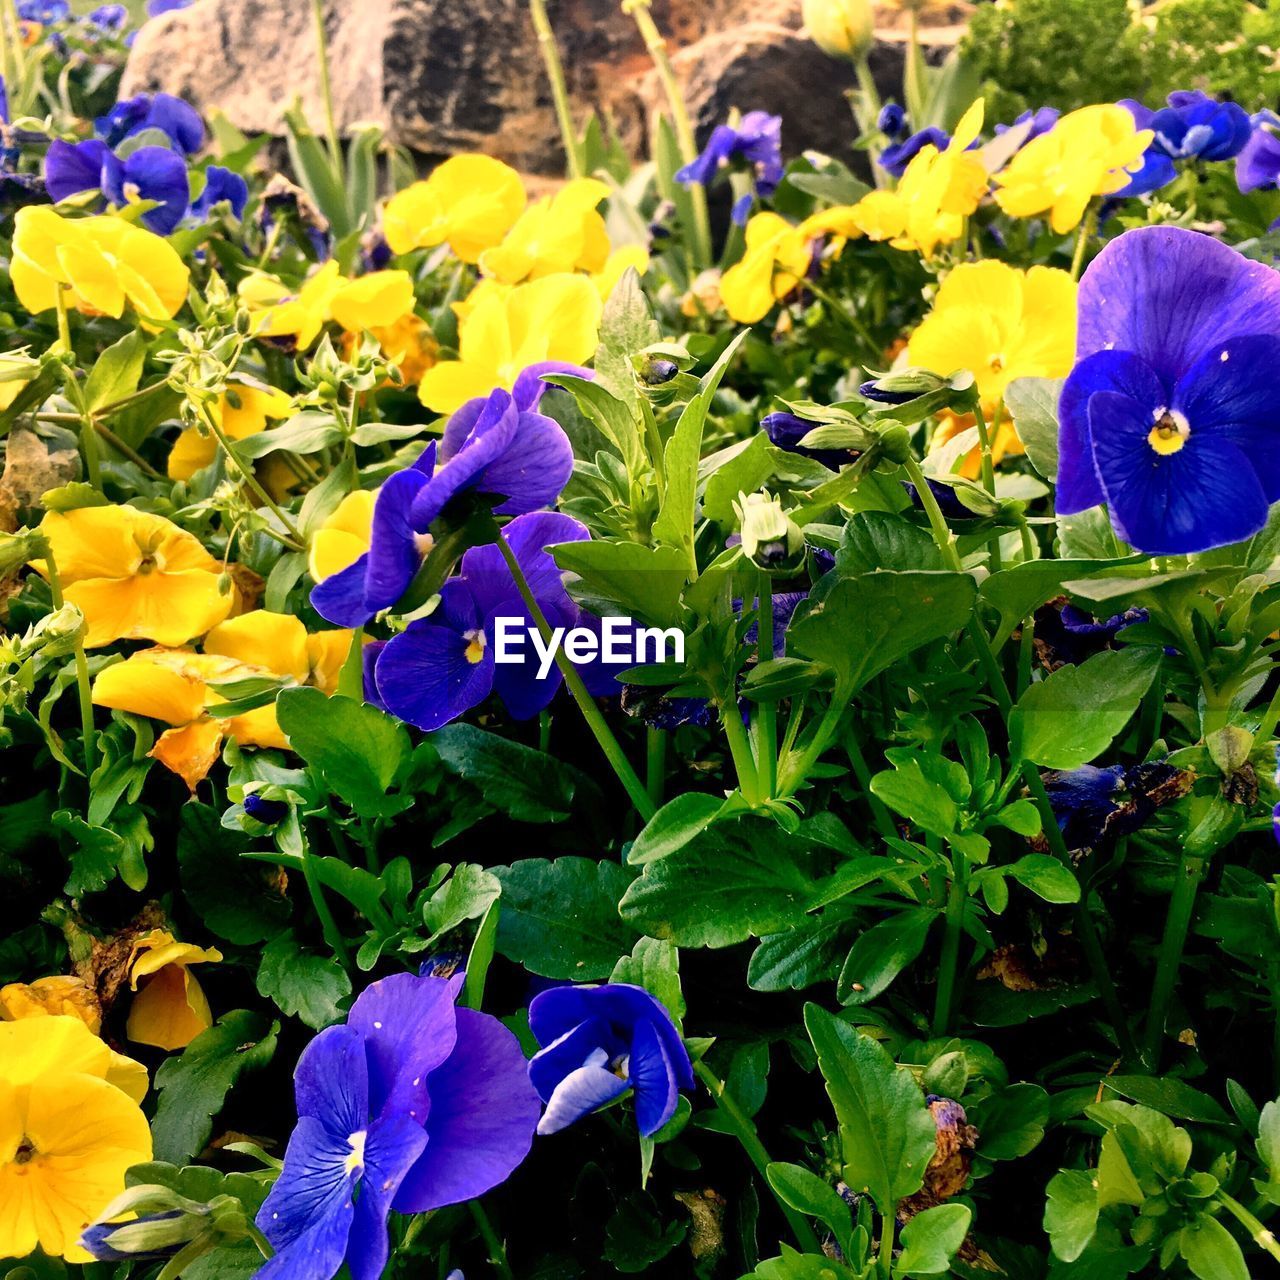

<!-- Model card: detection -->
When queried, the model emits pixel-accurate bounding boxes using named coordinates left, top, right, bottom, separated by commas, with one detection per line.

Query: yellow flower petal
left=0, top=1016, right=146, bottom=1099
left=149, top=718, right=225, bottom=791
left=92, top=649, right=209, bottom=725
left=330, top=270, right=416, bottom=333
left=0, top=977, right=100, bottom=1034
left=126, top=966, right=213, bottom=1051
left=206, top=610, right=310, bottom=682
left=308, top=489, right=375, bottom=582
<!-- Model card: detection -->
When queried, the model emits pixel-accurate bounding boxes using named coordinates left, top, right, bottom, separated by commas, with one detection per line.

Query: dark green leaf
left=256, top=932, right=351, bottom=1029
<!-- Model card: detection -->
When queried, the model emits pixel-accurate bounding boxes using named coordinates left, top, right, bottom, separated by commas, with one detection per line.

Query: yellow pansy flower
left=124, top=929, right=222, bottom=1052
left=1, top=1013, right=148, bottom=1105
left=479, top=177, right=612, bottom=285
left=719, top=212, right=814, bottom=324
left=309, top=489, right=375, bottom=584
left=35, top=506, right=232, bottom=649
left=11, top=206, right=189, bottom=321
left=418, top=273, right=603, bottom=413
left=993, top=104, right=1152, bottom=234
left=330, top=270, right=416, bottom=333
left=0, top=1019, right=151, bottom=1262
left=0, top=976, right=101, bottom=1034
left=204, top=610, right=350, bottom=748
left=907, top=260, right=1078, bottom=415
left=383, top=154, right=526, bottom=264
left=167, top=381, right=294, bottom=481
left=846, top=99, right=989, bottom=257
left=593, top=245, right=650, bottom=300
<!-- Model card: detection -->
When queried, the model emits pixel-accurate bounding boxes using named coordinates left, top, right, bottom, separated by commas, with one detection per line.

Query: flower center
left=14, top=1136, right=36, bottom=1166
left=1147, top=408, right=1190, bottom=456
left=463, top=629, right=487, bottom=664
left=414, top=531, right=435, bottom=559
left=344, top=1130, right=366, bottom=1176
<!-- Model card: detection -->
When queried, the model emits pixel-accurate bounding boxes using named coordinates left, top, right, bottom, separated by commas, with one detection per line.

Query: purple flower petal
left=527, top=1016, right=620, bottom=1102
left=105, top=144, right=190, bottom=234
left=536, top=1058, right=630, bottom=1136
left=394, top=1008, right=541, bottom=1213
left=44, top=138, right=112, bottom=202
left=293, top=1025, right=369, bottom=1133
left=311, top=553, right=373, bottom=628
left=1057, top=349, right=1165, bottom=514
left=628, top=1016, right=679, bottom=1136
left=347, top=1113, right=428, bottom=1280
left=511, top=361, right=593, bottom=411
left=192, top=164, right=249, bottom=219
left=347, top=972, right=464, bottom=1121
left=485, top=410, right=575, bottom=516
left=365, top=466, right=432, bottom=612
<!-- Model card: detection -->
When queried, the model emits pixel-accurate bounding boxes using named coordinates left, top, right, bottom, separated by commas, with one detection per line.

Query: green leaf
left=748, top=918, right=848, bottom=992
left=545, top=373, right=645, bottom=477
left=747, top=1246, right=860, bottom=1278
left=432, top=723, right=586, bottom=823
left=1003, top=376, right=1063, bottom=482
left=1004, top=854, right=1080, bottom=904
left=894, top=1202, right=971, bottom=1276
left=980, top=556, right=1144, bottom=648
left=551, top=539, right=689, bottom=630
left=611, top=936, right=685, bottom=1026
left=836, top=512, right=944, bottom=575
left=275, top=688, right=408, bottom=816
left=788, top=571, right=977, bottom=693
left=83, top=331, right=146, bottom=414
left=151, top=1011, right=279, bottom=1164
left=235, top=412, right=341, bottom=459
left=628, top=792, right=725, bottom=865
left=837, top=910, right=937, bottom=1005
left=492, top=857, right=638, bottom=979
left=652, top=331, right=747, bottom=573
left=969, top=1082, right=1050, bottom=1160
left=1043, top=1168, right=1099, bottom=1263
left=594, top=266, right=661, bottom=411
left=256, top=932, right=351, bottom=1029
left=602, top=1190, right=686, bottom=1273
left=804, top=1004, right=937, bottom=1215
left=423, top=863, right=502, bottom=937
left=766, top=1163, right=852, bottom=1245
left=870, top=762, right=959, bottom=839
left=1009, top=647, right=1161, bottom=770
left=1179, top=1215, right=1248, bottom=1280
left=178, top=805, right=290, bottom=945
left=1100, top=1075, right=1230, bottom=1125
left=620, top=822, right=817, bottom=948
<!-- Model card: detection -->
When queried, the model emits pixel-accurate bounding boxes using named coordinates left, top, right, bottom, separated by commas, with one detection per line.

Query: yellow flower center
left=344, top=1130, right=366, bottom=1176
left=14, top=1136, right=36, bottom=1167
left=414, top=532, right=435, bottom=559
left=1147, top=409, right=1189, bottom=456
left=463, top=629, right=487, bottom=664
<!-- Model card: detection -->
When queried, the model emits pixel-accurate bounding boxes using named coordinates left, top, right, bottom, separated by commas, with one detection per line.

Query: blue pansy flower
left=879, top=126, right=950, bottom=178
left=1149, top=90, right=1252, bottom=161
left=146, top=0, right=192, bottom=15
left=1237, top=112, right=1280, bottom=193
left=191, top=165, right=249, bottom=220
left=373, top=511, right=588, bottom=731
left=97, top=91, right=204, bottom=155
left=17, top=0, right=69, bottom=21
left=44, top=138, right=189, bottom=234
left=1057, top=225, right=1280, bottom=554
left=311, top=369, right=581, bottom=628
left=256, top=973, right=540, bottom=1280
left=676, top=111, right=783, bottom=224
left=1042, top=761, right=1184, bottom=852
left=1033, top=601, right=1148, bottom=668
left=88, top=4, right=128, bottom=29
left=877, top=102, right=907, bottom=139
left=528, top=983, right=694, bottom=1137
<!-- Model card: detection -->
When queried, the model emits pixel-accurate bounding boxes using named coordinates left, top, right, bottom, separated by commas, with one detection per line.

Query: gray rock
left=122, top=0, right=960, bottom=175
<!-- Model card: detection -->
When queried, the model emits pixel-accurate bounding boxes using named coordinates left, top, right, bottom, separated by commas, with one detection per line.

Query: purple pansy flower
left=1148, top=90, right=1252, bottom=162
left=191, top=164, right=249, bottom=220
left=761, top=410, right=851, bottom=470
left=880, top=126, right=950, bottom=178
left=994, top=106, right=1060, bottom=144
left=96, top=92, right=204, bottom=155
left=1057, top=226, right=1280, bottom=554
left=255, top=973, right=539, bottom=1280
left=45, top=138, right=190, bottom=234
left=87, top=3, right=128, bottom=28
left=374, top=511, right=588, bottom=731
left=17, top=0, right=68, bottom=21
left=676, top=111, right=783, bottom=225
left=528, top=982, right=693, bottom=1138
left=311, top=369, right=581, bottom=628
left=1237, top=113, right=1280, bottom=193
left=1042, top=761, right=1184, bottom=852
left=877, top=102, right=907, bottom=139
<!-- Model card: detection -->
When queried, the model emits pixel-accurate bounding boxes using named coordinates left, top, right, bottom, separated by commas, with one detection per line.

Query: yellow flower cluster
left=0, top=1017, right=150, bottom=1262
left=92, top=610, right=351, bottom=790
left=12, top=207, right=189, bottom=322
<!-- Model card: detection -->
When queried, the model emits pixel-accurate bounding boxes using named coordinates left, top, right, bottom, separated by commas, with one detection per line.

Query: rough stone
left=121, top=0, right=964, bottom=176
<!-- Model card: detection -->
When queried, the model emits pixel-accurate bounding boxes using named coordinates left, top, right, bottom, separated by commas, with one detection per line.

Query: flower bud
left=733, top=491, right=806, bottom=574
left=802, top=0, right=875, bottom=60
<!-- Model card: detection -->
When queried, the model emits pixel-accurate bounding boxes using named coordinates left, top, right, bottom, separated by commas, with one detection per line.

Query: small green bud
left=733, top=491, right=806, bottom=574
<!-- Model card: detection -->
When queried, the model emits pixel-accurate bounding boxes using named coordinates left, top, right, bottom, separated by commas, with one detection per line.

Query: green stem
left=646, top=727, right=667, bottom=807
left=971, top=400, right=997, bottom=500
left=1142, top=850, right=1206, bottom=1068
left=932, top=849, right=968, bottom=1036
left=692, top=1060, right=822, bottom=1254
left=527, top=0, right=584, bottom=178
left=627, top=0, right=712, bottom=269
left=198, top=400, right=305, bottom=549
left=721, top=696, right=761, bottom=805
left=754, top=573, right=778, bottom=799
left=44, top=548, right=96, bottom=781
left=1070, top=204, right=1098, bottom=281
left=844, top=728, right=897, bottom=842
left=467, top=1201, right=515, bottom=1280
left=902, top=456, right=962, bottom=572
left=494, top=528, right=655, bottom=820
left=878, top=1209, right=896, bottom=1278
left=309, top=0, right=343, bottom=170
left=299, top=838, right=350, bottom=967
left=776, top=688, right=850, bottom=798
left=1022, top=762, right=1138, bottom=1062
left=1216, top=1191, right=1280, bottom=1265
